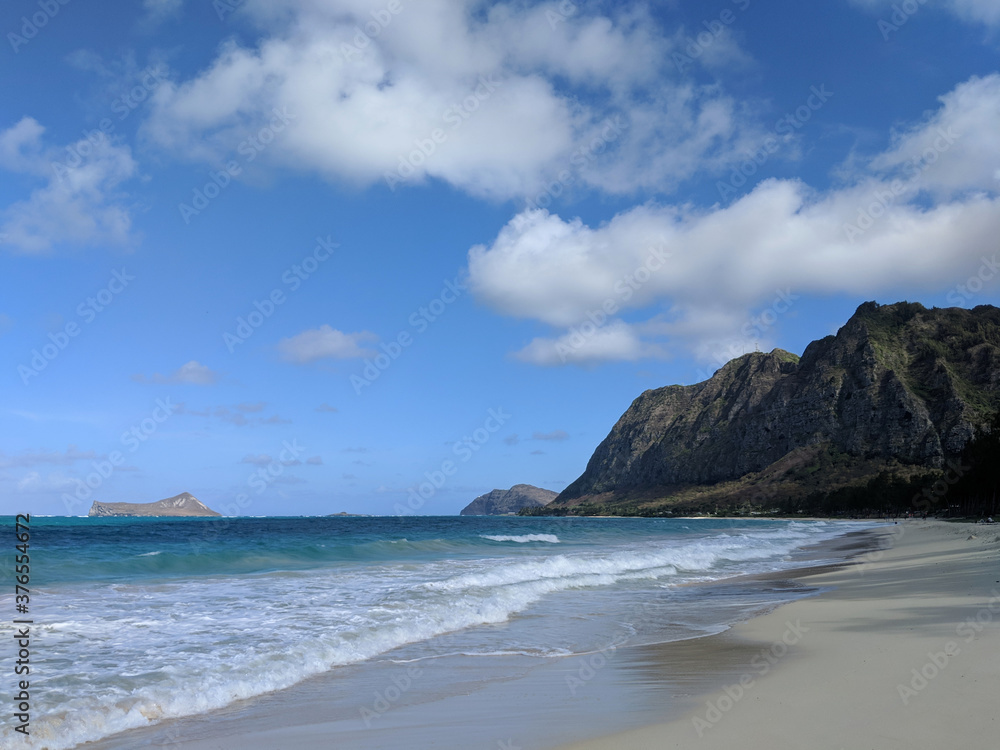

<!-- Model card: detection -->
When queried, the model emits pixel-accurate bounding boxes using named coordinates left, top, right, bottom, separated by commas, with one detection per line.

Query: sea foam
left=480, top=533, right=561, bottom=543
left=0, top=517, right=868, bottom=750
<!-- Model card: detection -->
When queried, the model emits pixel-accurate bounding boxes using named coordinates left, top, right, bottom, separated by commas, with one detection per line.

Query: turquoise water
left=0, top=516, right=870, bottom=749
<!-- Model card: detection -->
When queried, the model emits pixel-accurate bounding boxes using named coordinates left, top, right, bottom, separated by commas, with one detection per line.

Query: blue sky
left=2, top=0, right=999, bottom=516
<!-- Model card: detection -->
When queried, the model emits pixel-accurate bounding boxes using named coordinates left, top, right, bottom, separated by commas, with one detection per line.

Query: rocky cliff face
left=557, top=302, right=1000, bottom=507
left=88, top=492, right=221, bottom=517
left=461, top=484, right=558, bottom=515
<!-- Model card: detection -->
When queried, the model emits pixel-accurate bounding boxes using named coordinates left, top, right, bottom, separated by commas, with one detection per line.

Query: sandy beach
left=565, top=519, right=1000, bottom=750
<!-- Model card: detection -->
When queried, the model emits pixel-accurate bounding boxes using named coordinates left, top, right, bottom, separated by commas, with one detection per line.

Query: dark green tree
left=950, top=410, right=1000, bottom=517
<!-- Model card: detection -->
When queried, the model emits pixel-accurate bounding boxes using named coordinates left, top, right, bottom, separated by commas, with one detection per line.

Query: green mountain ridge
left=544, top=301, right=1000, bottom=516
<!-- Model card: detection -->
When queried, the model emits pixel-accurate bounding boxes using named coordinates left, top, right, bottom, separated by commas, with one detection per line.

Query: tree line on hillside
left=790, top=410, right=999, bottom=519
left=944, top=410, right=1000, bottom=518
left=522, top=410, right=1000, bottom=519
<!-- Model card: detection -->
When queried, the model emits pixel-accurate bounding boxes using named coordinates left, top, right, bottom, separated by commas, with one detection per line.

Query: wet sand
left=564, top=519, right=1000, bottom=750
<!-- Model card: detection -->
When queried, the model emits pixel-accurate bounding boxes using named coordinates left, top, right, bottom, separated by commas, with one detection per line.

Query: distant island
left=526, top=301, right=1000, bottom=518
left=460, top=484, right=558, bottom=515
left=88, top=492, right=221, bottom=517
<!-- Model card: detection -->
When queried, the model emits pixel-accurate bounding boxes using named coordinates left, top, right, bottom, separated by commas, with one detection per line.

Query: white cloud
left=134, top=360, right=220, bottom=385
left=261, top=414, right=292, bottom=425
left=167, top=360, right=219, bottom=385
left=142, top=0, right=183, bottom=25
left=15, top=471, right=80, bottom=493
left=869, top=75, right=1000, bottom=196
left=0, top=118, right=138, bottom=254
left=470, top=73, right=1000, bottom=366
left=241, top=454, right=273, bottom=466
left=0, top=118, right=47, bottom=174
left=0, top=446, right=100, bottom=468
left=533, top=429, right=569, bottom=441
left=850, top=0, right=1000, bottom=27
left=482, top=2, right=669, bottom=87
left=142, top=0, right=763, bottom=199
left=951, top=0, right=1000, bottom=25
left=278, top=326, right=377, bottom=363
left=668, top=24, right=755, bottom=73
left=513, top=319, right=662, bottom=366
left=470, top=208, right=671, bottom=327
left=214, top=407, right=248, bottom=426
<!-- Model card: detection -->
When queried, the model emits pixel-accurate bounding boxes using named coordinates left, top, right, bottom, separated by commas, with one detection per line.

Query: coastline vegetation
left=522, top=410, right=999, bottom=521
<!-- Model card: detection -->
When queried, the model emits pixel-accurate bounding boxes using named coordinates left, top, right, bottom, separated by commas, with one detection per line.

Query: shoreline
left=78, top=520, right=877, bottom=750
left=562, top=519, right=1000, bottom=750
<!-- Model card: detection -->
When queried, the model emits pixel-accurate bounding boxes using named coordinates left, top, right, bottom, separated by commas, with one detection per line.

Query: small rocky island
left=88, top=492, right=221, bottom=517
left=460, top=484, right=558, bottom=515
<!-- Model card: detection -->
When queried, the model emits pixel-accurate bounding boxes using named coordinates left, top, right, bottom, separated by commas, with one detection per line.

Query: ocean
left=0, top=516, right=875, bottom=749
